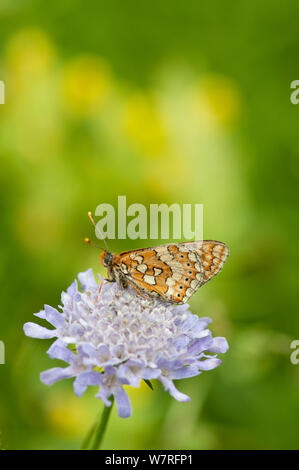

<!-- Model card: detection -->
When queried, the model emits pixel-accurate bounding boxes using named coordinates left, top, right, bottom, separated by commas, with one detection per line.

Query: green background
left=0, top=0, right=299, bottom=450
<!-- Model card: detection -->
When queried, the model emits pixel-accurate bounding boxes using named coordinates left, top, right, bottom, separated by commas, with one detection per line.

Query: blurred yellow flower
left=4, top=28, right=55, bottom=86
left=191, top=75, right=241, bottom=128
left=62, top=56, right=111, bottom=117
left=142, top=153, right=189, bottom=198
left=45, top=391, right=93, bottom=438
left=123, top=380, right=155, bottom=407
left=194, top=75, right=241, bottom=127
left=122, top=92, right=166, bottom=156
left=1, top=29, right=61, bottom=161
left=15, top=203, right=62, bottom=253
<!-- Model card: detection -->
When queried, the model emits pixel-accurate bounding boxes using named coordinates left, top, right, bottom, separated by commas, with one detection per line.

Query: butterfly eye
left=186, top=262, right=191, bottom=267
left=185, top=277, right=189, bottom=282
left=177, top=293, right=181, bottom=297
left=188, top=270, right=192, bottom=275
left=179, top=254, right=184, bottom=258
left=179, top=285, right=183, bottom=289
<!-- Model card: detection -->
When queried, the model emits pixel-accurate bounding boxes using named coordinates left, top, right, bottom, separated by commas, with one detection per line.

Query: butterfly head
left=100, top=250, right=113, bottom=268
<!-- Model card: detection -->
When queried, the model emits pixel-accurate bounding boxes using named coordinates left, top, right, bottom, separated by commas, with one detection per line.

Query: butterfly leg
left=116, top=271, right=129, bottom=289
left=127, top=280, right=152, bottom=301
left=98, top=279, right=104, bottom=295
left=94, top=279, right=104, bottom=303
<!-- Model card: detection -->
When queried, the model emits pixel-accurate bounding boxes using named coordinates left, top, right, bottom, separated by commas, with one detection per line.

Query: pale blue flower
left=24, top=269, right=228, bottom=418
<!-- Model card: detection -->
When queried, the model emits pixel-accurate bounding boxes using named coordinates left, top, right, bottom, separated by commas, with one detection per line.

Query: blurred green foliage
left=0, top=0, right=299, bottom=450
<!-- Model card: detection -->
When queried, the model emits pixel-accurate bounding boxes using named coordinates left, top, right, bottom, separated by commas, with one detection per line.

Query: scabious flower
left=24, top=269, right=229, bottom=418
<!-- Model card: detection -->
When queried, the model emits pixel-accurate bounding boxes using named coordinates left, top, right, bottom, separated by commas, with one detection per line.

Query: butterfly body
left=99, top=240, right=229, bottom=304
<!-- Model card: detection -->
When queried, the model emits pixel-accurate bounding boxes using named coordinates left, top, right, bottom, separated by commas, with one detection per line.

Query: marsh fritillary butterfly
left=86, top=213, right=229, bottom=304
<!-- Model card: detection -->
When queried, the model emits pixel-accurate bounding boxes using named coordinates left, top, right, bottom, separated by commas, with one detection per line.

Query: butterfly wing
left=113, top=246, right=178, bottom=302
left=114, top=240, right=229, bottom=304
left=178, top=240, right=229, bottom=287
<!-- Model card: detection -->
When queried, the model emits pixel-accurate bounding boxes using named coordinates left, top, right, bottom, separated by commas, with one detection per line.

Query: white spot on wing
left=166, top=277, right=176, bottom=287
left=212, top=245, right=223, bottom=256
left=154, top=268, right=162, bottom=276
left=136, top=264, right=147, bottom=274
left=160, top=254, right=173, bottom=263
left=130, top=254, right=144, bottom=264
left=143, top=274, right=156, bottom=285
left=177, top=246, right=189, bottom=253
left=188, top=252, right=197, bottom=262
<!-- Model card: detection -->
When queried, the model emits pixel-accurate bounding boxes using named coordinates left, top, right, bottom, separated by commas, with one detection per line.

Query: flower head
left=24, top=269, right=228, bottom=418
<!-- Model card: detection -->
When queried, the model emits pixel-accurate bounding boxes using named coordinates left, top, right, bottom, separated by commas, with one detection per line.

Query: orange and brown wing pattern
left=112, top=240, right=228, bottom=304
left=179, top=240, right=229, bottom=287
left=114, top=246, right=178, bottom=302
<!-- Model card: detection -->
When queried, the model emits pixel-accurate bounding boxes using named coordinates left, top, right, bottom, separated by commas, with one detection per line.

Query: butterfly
left=85, top=213, right=229, bottom=304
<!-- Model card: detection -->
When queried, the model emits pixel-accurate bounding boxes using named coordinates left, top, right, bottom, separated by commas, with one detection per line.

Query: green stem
left=81, top=416, right=98, bottom=450
left=90, top=397, right=114, bottom=450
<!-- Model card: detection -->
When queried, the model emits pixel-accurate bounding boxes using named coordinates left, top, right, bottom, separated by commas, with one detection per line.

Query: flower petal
left=208, top=337, right=229, bottom=354
left=78, top=268, right=97, bottom=290
left=74, top=371, right=102, bottom=396
left=197, top=357, right=221, bottom=370
left=96, top=385, right=113, bottom=407
left=77, top=342, right=98, bottom=359
left=159, top=377, right=190, bottom=402
left=23, top=322, right=57, bottom=339
left=47, top=339, right=75, bottom=363
left=180, top=315, right=199, bottom=332
left=114, top=387, right=132, bottom=418
left=187, top=333, right=212, bottom=355
left=41, top=366, right=74, bottom=385
left=196, top=317, right=213, bottom=330
left=67, top=279, right=78, bottom=296
left=157, top=357, right=183, bottom=370
left=139, top=368, right=161, bottom=380
left=44, top=305, right=66, bottom=329
left=168, top=365, right=201, bottom=379
left=34, top=310, right=46, bottom=319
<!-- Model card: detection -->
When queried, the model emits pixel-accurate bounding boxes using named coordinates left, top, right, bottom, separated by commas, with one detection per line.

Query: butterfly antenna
left=84, top=237, right=106, bottom=251
left=87, top=211, right=110, bottom=251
